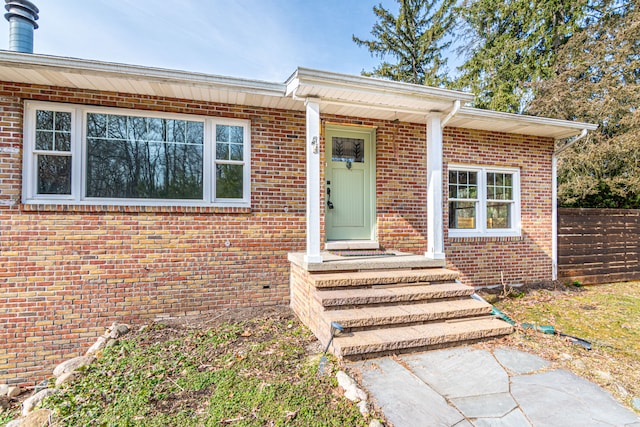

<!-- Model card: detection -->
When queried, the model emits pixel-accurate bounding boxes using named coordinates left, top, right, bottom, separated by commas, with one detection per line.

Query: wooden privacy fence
left=558, top=208, right=640, bottom=284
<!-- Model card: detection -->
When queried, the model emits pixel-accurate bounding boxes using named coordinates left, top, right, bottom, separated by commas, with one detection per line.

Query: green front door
left=325, top=126, right=375, bottom=241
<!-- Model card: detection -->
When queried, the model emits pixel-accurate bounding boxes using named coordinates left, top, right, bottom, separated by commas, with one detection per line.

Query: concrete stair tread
left=328, top=299, right=492, bottom=328
left=318, top=282, right=474, bottom=307
left=310, top=268, right=459, bottom=288
left=333, top=318, right=513, bottom=356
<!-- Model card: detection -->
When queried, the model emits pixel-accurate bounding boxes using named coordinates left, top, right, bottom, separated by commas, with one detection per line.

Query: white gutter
left=0, top=50, right=286, bottom=97
left=441, top=100, right=461, bottom=128
left=552, top=128, right=590, bottom=280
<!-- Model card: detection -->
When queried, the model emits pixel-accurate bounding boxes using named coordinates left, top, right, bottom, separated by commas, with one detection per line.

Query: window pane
left=449, top=185, right=457, bottom=198
left=216, top=143, right=229, bottom=160
left=37, top=155, right=71, bottom=195
left=167, top=120, right=186, bottom=143
left=505, top=187, right=513, bottom=200
left=36, top=110, right=53, bottom=130
left=55, top=132, right=71, bottom=151
left=449, top=170, right=458, bottom=185
left=107, top=115, right=127, bottom=139
left=216, top=125, right=229, bottom=142
left=86, top=113, right=204, bottom=200
left=87, top=113, right=107, bottom=137
left=229, top=126, right=244, bottom=143
left=55, top=112, right=71, bottom=132
left=487, top=202, right=511, bottom=229
left=332, top=137, right=365, bottom=163
left=230, top=144, right=243, bottom=161
left=186, top=122, right=204, bottom=144
left=216, top=164, right=243, bottom=199
left=145, top=118, right=161, bottom=141
left=448, top=201, right=476, bottom=229
left=35, top=131, right=53, bottom=150
left=468, top=171, right=477, bottom=185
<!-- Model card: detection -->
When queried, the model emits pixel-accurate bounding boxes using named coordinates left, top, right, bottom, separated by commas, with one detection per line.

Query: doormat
left=331, top=250, right=395, bottom=257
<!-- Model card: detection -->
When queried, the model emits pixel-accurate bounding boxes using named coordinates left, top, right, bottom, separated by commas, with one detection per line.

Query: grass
left=4, top=282, right=639, bottom=423
left=486, top=281, right=640, bottom=412
left=5, top=308, right=375, bottom=426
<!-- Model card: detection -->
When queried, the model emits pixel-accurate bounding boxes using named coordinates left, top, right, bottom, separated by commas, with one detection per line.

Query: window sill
left=447, top=230, right=524, bottom=243
left=20, top=203, right=252, bottom=214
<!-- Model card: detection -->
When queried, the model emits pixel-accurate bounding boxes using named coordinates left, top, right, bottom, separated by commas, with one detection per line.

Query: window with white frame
left=23, top=101, right=251, bottom=207
left=448, top=165, right=521, bottom=237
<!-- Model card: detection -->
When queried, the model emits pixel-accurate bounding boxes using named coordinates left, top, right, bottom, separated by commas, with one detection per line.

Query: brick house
left=0, top=49, right=597, bottom=384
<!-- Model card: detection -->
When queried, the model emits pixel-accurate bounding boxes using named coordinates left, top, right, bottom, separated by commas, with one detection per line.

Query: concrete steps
left=333, top=317, right=514, bottom=357
left=289, top=261, right=513, bottom=359
left=310, top=268, right=460, bottom=288
left=327, top=299, right=491, bottom=329
left=318, top=282, right=475, bottom=307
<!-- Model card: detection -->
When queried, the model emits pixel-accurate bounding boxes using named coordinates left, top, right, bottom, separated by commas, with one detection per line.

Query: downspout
left=552, top=128, right=588, bottom=280
left=441, top=99, right=461, bottom=128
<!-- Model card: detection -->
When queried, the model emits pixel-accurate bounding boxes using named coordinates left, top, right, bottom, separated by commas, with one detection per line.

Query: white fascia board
left=0, top=50, right=287, bottom=97
left=287, top=67, right=474, bottom=104
left=456, top=106, right=598, bottom=137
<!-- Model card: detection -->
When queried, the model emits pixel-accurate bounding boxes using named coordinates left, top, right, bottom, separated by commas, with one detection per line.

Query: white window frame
left=22, top=101, right=251, bottom=207
left=447, top=164, right=521, bottom=238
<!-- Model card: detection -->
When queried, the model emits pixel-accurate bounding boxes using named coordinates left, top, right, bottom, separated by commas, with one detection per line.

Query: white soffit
left=449, top=107, right=598, bottom=140
left=0, top=50, right=299, bottom=111
left=0, top=51, right=597, bottom=139
left=286, top=67, right=473, bottom=120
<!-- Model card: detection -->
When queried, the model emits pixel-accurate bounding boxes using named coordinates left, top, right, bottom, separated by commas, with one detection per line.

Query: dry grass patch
left=480, top=281, right=640, bottom=413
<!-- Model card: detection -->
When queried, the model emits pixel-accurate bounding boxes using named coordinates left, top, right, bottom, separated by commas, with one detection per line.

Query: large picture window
left=23, top=102, right=251, bottom=207
left=448, top=165, right=520, bottom=237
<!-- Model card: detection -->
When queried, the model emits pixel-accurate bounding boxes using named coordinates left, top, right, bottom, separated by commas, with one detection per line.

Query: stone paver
left=494, top=347, right=550, bottom=374
left=404, top=348, right=509, bottom=398
left=355, top=357, right=465, bottom=427
left=512, top=369, right=640, bottom=427
left=349, top=347, right=640, bottom=427
left=471, top=408, right=532, bottom=427
left=450, top=392, right=517, bottom=418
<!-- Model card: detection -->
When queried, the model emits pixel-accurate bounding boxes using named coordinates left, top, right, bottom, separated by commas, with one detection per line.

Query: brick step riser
left=336, top=325, right=512, bottom=357
left=338, top=314, right=495, bottom=333
left=320, top=295, right=475, bottom=310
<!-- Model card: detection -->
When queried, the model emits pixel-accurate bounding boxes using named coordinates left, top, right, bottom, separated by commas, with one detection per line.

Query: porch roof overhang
left=0, top=51, right=597, bottom=140
left=286, top=68, right=597, bottom=140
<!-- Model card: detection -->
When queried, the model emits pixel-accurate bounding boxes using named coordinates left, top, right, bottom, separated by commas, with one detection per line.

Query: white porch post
left=426, top=115, right=445, bottom=260
left=305, top=98, right=323, bottom=263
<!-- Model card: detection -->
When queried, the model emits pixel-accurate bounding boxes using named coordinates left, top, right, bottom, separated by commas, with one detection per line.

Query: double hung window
left=448, top=165, right=521, bottom=237
left=23, top=102, right=251, bottom=207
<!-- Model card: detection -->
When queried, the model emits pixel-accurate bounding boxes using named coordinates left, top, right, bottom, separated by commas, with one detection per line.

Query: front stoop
left=289, top=259, right=513, bottom=359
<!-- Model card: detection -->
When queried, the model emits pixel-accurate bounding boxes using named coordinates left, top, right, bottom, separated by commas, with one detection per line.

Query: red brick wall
left=0, top=83, right=308, bottom=385
left=319, top=117, right=428, bottom=253
left=0, top=81, right=554, bottom=385
left=443, top=127, right=554, bottom=287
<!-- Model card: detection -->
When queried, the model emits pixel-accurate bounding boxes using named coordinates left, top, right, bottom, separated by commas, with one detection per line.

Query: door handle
left=327, top=187, right=334, bottom=209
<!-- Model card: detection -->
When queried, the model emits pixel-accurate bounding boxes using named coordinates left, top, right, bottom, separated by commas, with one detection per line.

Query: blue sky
left=0, top=0, right=406, bottom=82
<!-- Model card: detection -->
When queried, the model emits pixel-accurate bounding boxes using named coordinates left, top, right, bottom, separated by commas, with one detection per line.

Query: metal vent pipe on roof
left=4, top=0, right=38, bottom=53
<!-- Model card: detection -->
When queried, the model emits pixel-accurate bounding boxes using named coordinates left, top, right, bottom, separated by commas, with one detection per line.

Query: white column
left=426, top=115, right=445, bottom=260
left=305, top=98, right=323, bottom=263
